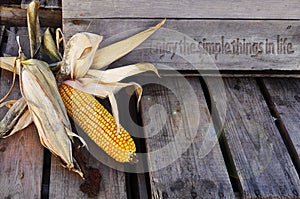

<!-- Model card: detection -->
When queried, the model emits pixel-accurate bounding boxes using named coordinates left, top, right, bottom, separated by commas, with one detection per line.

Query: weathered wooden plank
left=21, top=0, right=61, bottom=9
left=0, top=123, right=44, bottom=198
left=63, top=19, right=300, bottom=71
left=0, top=5, right=62, bottom=27
left=4, top=27, right=30, bottom=57
left=49, top=148, right=127, bottom=198
left=63, top=0, right=300, bottom=19
left=0, top=26, right=5, bottom=46
left=211, top=77, right=300, bottom=198
left=263, top=78, right=300, bottom=168
left=140, top=76, right=234, bottom=198
left=0, top=28, right=44, bottom=199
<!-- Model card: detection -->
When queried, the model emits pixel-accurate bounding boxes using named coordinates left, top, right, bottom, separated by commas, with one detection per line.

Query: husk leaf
left=61, top=32, right=103, bottom=78
left=91, top=19, right=166, bottom=69
left=87, top=62, right=159, bottom=83
left=0, top=57, right=18, bottom=74
left=42, top=28, right=61, bottom=61
left=0, top=98, right=27, bottom=137
left=27, top=1, right=41, bottom=58
left=3, top=109, right=33, bottom=138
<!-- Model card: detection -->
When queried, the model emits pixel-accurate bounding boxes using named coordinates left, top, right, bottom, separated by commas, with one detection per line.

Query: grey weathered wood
left=0, top=28, right=44, bottom=199
left=140, top=77, right=234, bottom=198
left=0, top=123, right=44, bottom=198
left=263, top=78, right=300, bottom=169
left=0, top=26, right=5, bottom=46
left=63, top=0, right=300, bottom=19
left=4, top=27, right=30, bottom=58
left=211, top=77, right=300, bottom=198
left=63, top=19, right=300, bottom=71
left=21, top=0, right=61, bottom=9
left=49, top=153, right=127, bottom=199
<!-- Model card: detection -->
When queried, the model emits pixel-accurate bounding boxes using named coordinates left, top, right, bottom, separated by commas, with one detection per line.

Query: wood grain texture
left=0, top=26, right=5, bottom=46
left=140, top=76, right=234, bottom=198
left=63, top=19, right=300, bottom=71
left=263, top=78, right=300, bottom=168
left=0, top=5, right=62, bottom=27
left=214, top=78, right=300, bottom=198
left=0, top=27, right=44, bottom=198
left=63, top=0, right=300, bottom=19
left=4, top=27, right=30, bottom=57
left=49, top=152, right=127, bottom=199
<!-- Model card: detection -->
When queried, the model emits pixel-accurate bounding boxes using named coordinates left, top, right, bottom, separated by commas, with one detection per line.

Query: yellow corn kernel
left=59, top=83, right=136, bottom=163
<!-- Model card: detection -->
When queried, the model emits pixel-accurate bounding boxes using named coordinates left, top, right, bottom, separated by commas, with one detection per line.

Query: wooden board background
left=63, top=0, right=300, bottom=19
left=140, top=77, right=235, bottom=198
left=63, top=0, right=300, bottom=72
left=64, top=19, right=300, bottom=72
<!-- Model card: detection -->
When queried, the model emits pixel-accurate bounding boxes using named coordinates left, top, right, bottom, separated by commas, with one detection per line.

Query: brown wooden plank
left=0, top=124, right=44, bottom=198
left=0, top=5, right=62, bottom=27
left=49, top=146, right=128, bottom=199
left=0, top=28, right=44, bottom=198
left=21, top=0, right=61, bottom=9
left=140, top=76, right=234, bottom=198
left=210, top=77, right=300, bottom=198
left=262, top=78, right=300, bottom=168
left=63, top=19, right=300, bottom=72
left=63, top=0, right=300, bottom=19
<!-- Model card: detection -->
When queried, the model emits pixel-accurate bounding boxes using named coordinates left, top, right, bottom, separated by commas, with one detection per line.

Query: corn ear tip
left=129, top=152, right=138, bottom=164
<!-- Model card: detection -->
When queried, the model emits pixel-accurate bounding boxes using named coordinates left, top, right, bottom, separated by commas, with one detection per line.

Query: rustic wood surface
left=63, top=19, right=300, bottom=72
left=140, top=76, right=234, bottom=198
left=49, top=155, right=127, bottom=199
left=263, top=78, right=300, bottom=169
left=4, top=27, right=30, bottom=57
left=0, top=5, right=62, bottom=27
left=214, top=78, right=300, bottom=198
left=0, top=25, right=44, bottom=199
left=63, top=0, right=300, bottom=19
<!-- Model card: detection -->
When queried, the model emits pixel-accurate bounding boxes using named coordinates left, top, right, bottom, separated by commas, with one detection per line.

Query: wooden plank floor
left=1, top=0, right=300, bottom=197
left=0, top=26, right=300, bottom=198
left=214, top=78, right=300, bottom=198
left=140, top=77, right=235, bottom=198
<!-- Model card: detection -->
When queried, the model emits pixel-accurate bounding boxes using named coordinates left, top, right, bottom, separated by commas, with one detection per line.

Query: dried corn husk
left=27, top=1, right=41, bottom=58
left=0, top=57, right=18, bottom=74
left=91, top=19, right=166, bottom=69
left=19, top=59, right=83, bottom=177
left=0, top=98, right=27, bottom=137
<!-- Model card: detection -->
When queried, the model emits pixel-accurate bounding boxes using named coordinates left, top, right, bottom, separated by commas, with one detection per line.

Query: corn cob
left=59, top=83, right=136, bottom=163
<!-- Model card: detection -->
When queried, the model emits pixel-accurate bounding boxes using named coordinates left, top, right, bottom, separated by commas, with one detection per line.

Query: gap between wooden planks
left=207, top=77, right=300, bottom=198
left=139, top=76, right=235, bottom=198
